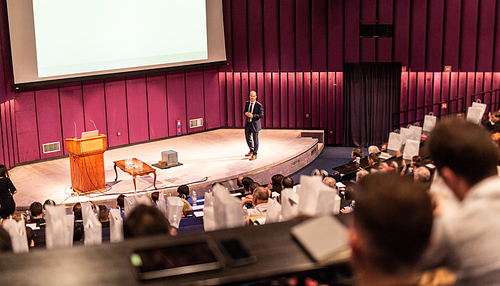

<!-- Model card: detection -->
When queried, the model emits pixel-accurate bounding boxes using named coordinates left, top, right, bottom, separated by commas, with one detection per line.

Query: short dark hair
left=117, top=194, right=125, bottom=210
left=428, top=118, right=498, bottom=186
left=242, top=177, right=254, bottom=192
left=123, top=205, right=172, bottom=239
left=249, top=182, right=260, bottom=194
left=270, top=174, right=284, bottom=193
left=98, top=205, right=109, bottom=222
left=29, top=202, right=43, bottom=217
left=368, top=153, right=380, bottom=164
left=43, top=199, right=56, bottom=210
left=73, top=203, right=82, bottom=221
left=282, top=176, right=294, bottom=188
left=151, top=191, right=159, bottom=203
left=0, top=165, right=9, bottom=178
left=177, top=185, right=190, bottom=199
left=352, top=148, right=363, bottom=158
left=354, top=172, right=433, bottom=273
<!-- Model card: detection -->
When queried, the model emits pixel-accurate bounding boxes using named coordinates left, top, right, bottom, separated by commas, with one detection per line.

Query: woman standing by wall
left=0, top=165, right=17, bottom=219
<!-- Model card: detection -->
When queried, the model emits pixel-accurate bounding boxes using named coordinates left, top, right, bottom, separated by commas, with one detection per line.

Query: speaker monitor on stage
left=161, top=150, right=178, bottom=166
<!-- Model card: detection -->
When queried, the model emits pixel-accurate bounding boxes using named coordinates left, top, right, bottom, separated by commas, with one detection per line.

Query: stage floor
left=10, top=129, right=323, bottom=208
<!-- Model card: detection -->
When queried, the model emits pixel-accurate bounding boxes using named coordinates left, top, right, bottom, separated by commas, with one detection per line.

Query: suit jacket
left=244, top=100, right=264, bottom=132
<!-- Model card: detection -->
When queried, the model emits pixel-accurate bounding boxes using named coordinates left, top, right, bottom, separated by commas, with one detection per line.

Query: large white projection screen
left=6, top=0, right=226, bottom=89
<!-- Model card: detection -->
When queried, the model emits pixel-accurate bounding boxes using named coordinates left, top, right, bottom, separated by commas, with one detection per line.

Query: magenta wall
left=1, top=0, right=500, bottom=168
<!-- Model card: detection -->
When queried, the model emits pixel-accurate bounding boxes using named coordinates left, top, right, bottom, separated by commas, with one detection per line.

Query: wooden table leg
left=133, top=175, right=137, bottom=194
left=114, top=162, right=118, bottom=181
left=153, top=171, right=157, bottom=190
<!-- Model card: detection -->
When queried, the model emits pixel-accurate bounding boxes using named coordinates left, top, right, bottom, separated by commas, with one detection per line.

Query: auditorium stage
left=11, top=129, right=323, bottom=209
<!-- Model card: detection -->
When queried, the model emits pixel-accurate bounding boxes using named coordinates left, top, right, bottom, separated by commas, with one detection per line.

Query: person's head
left=270, top=174, right=284, bottom=192
left=381, top=142, right=388, bottom=152
left=0, top=226, right=12, bottom=252
left=253, top=187, right=269, bottom=206
left=236, top=176, right=244, bottom=188
left=351, top=172, right=433, bottom=277
left=151, top=191, right=159, bottom=204
left=411, top=156, right=422, bottom=167
left=368, top=145, right=380, bottom=155
left=489, top=111, right=500, bottom=123
left=73, top=203, right=82, bottom=220
left=249, top=90, right=257, bottom=102
left=249, top=182, right=260, bottom=195
left=29, top=202, right=43, bottom=218
left=323, top=176, right=337, bottom=188
left=414, top=166, right=431, bottom=184
left=356, top=169, right=369, bottom=182
left=43, top=199, right=56, bottom=210
left=282, top=176, right=294, bottom=189
left=352, top=148, right=363, bottom=159
left=242, top=177, right=254, bottom=193
left=177, top=185, right=190, bottom=199
left=0, top=165, right=9, bottom=178
left=116, top=194, right=125, bottom=210
left=492, top=132, right=500, bottom=147
left=123, top=205, right=173, bottom=239
left=98, top=205, right=109, bottom=223
left=428, top=118, right=498, bottom=199
left=368, top=153, right=380, bottom=166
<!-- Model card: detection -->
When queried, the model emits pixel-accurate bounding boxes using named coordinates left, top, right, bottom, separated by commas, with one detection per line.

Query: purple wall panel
left=466, top=73, right=476, bottom=107
left=303, top=73, right=312, bottom=128
left=457, top=73, right=467, bottom=110
left=59, top=84, right=84, bottom=154
left=449, top=72, right=459, bottom=113
left=408, top=73, right=417, bottom=123
left=104, top=79, right=128, bottom=147
left=361, top=39, right=376, bottom=63
left=482, top=73, right=493, bottom=108
left=416, top=72, right=426, bottom=122
left=272, top=73, right=280, bottom=127
left=327, top=73, right=335, bottom=144
left=440, top=72, right=450, bottom=116
left=476, top=0, right=496, bottom=72
left=361, top=0, right=376, bottom=23
left=233, top=73, right=242, bottom=127
left=400, top=72, right=409, bottom=124
left=311, top=72, right=320, bottom=127
left=14, top=91, right=39, bottom=163
left=231, top=0, right=248, bottom=72
left=249, top=73, right=256, bottom=92
left=82, top=81, right=106, bottom=141
left=219, top=0, right=233, bottom=72
left=493, top=74, right=500, bottom=111
left=263, top=0, right=279, bottom=72
left=311, top=0, right=327, bottom=71
left=459, top=0, right=479, bottom=72
left=495, top=2, right=500, bottom=71
left=256, top=73, right=265, bottom=125
left=426, top=0, right=445, bottom=72
left=225, top=73, right=234, bottom=127
left=295, top=0, right=311, bottom=71
left=35, top=88, right=63, bottom=159
left=335, top=73, right=343, bottom=143
left=319, top=72, right=327, bottom=129
left=248, top=0, right=264, bottom=72
left=410, top=0, right=427, bottom=71
left=241, top=72, right=249, bottom=126
left=218, top=73, right=227, bottom=127
left=185, top=70, right=205, bottom=133
left=475, top=72, right=484, bottom=95
left=204, top=69, right=220, bottom=130
left=393, top=0, right=410, bottom=67
left=296, top=73, right=304, bottom=128
left=280, top=0, right=295, bottom=72
left=280, top=73, right=288, bottom=127
left=344, top=0, right=360, bottom=63
left=264, top=73, right=273, bottom=127
left=166, top=72, right=187, bottom=136
left=432, top=73, right=441, bottom=115
left=146, top=74, right=168, bottom=140
left=288, top=73, right=296, bottom=128
left=378, top=0, right=394, bottom=24
left=126, top=77, right=149, bottom=144
left=443, top=0, right=461, bottom=71
left=328, top=0, right=343, bottom=72
left=377, top=38, right=393, bottom=62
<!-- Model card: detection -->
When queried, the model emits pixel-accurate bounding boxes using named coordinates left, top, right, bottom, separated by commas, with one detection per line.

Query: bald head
left=253, top=187, right=269, bottom=205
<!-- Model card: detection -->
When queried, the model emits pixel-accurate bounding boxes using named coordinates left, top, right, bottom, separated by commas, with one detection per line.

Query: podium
left=66, top=135, right=107, bottom=193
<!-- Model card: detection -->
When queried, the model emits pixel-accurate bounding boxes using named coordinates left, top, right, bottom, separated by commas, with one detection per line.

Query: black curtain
left=343, top=63, right=401, bottom=147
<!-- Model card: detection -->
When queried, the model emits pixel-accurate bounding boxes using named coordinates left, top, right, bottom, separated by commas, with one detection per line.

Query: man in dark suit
left=244, top=91, right=264, bottom=161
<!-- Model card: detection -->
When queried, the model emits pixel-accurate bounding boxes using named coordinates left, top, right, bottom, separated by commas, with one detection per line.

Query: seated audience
left=481, top=111, right=500, bottom=132
left=282, top=176, right=294, bottom=189
left=72, top=203, right=84, bottom=242
left=352, top=148, right=363, bottom=162
left=368, top=145, right=380, bottom=155
left=98, top=205, right=110, bottom=228
left=267, top=174, right=284, bottom=196
left=29, top=202, right=45, bottom=226
left=422, top=118, right=500, bottom=284
left=242, top=182, right=260, bottom=208
left=350, top=172, right=433, bottom=286
left=241, top=177, right=254, bottom=196
left=247, top=187, right=269, bottom=217
left=367, top=153, right=380, bottom=167
left=151, top=191, right=159, bottom=206
left=323, top=176, right=337, bottom=188
left=116, top=194, right=125, bottom=217
left=123, top=205, right=175, bottom=238
left=380, top=142, right=388, bottom=152
left=414, top=166, right=431, bottom=184
left=42, top=199, right=56, bottom=210
left=177, top=185, right=190, bottom=200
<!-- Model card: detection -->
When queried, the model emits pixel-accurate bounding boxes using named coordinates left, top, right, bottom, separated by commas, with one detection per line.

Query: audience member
left=481, top=111, right=500, bottom=132
left=422, top=118, right=500, bottom=284
left=367, top=153, right=380, bottom=167
left=352, top=148, right=363, bottom=161
left=380, top=142, right=388, bottom=152
left=29, top=202, right=45, bottom=226
left=73, top=203, right=84, bottom=242
left=323, top=176, right=337, bottom=188
left=177, top=185, right=190, bottom=200
left=43, top=199, right=56, bottom=210
left=247, top=187, right=269, bottom=217
left=492, top=132, right=500, bottom=147
left=267, top=174, right=284, bottom=196
left=151, top=191, right=159, bottom=206
left=116, top=194, right=125, bottom=212
left=98, top=205, right=110, bottom=228
left=0, top=226, right=12, bottom=252
left=350, top=172, right=433, bottom=286
left=368, top=145, right=380, bottom=155
left=0, top=164, right=17, bottom=219
left=241, top=177, right=254, bottom=196
left=242, top=182, right=260, bottom=208
left=236, top=176, right=244, bottom=188
left=282, top=176, right=294, bottom=189
left=414, top=166, right=431, bottom=184
left=123, top=205, right=174, bottom=239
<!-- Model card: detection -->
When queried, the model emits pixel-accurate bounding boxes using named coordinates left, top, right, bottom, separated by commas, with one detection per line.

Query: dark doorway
left=343, top=63, right=401, bottom=147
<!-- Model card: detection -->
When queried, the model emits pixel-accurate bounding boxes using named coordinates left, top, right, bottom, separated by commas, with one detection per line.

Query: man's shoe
left=245, top=151, right=253, bottom=157
left=249, top=155, right=257, bottom=161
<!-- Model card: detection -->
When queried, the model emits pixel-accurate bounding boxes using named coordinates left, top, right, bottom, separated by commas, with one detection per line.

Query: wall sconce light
left=402, top=66, right=407, bottom=72
left=444, top=66, right=452, bottom=72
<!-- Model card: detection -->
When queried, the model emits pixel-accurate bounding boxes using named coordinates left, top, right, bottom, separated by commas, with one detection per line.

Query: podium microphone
left=89, top=119, right=98, bottom=131
left=74, top=122, right=77, bottom=138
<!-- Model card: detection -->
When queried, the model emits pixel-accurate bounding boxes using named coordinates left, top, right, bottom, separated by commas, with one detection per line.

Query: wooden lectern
left=66, top=135, right=107, bottom=193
